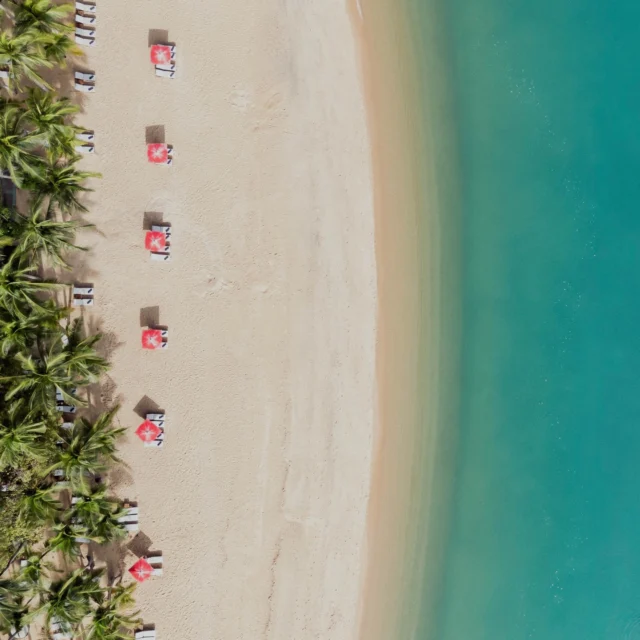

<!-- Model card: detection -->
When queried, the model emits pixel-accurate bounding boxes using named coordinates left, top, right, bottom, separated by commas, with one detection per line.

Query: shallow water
left=405, top=0, right=640, bottom=637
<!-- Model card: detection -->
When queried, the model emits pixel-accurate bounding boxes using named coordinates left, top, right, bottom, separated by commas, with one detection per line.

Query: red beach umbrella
left=145, top=231, right=166, bottom=251
left=135, top=420, right=162, bottom=443
left=129, top=558, right=154, bottom=583
left=147, top=143, right=168, bottom=164
left=150, top=44, right=172, bottom=65
left=141, top=329, right=163, bottom=350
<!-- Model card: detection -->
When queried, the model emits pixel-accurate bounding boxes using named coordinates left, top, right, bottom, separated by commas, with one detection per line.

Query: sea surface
left=404, top=0, right=640, bottom=638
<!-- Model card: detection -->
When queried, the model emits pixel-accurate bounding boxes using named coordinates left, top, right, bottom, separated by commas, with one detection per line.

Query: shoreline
left=354, top=0, right=462, bottom=637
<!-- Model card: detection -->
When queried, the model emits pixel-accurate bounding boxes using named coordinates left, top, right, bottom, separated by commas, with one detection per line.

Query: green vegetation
left=0, top=2, right=140, bottom=639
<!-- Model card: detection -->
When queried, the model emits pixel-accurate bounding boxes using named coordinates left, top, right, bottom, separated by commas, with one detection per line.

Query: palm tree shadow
left=90, top=539, right=127, bottom=585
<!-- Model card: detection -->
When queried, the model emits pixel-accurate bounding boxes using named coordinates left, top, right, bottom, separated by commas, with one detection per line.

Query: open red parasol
left=145, top=231, right=166, bottom=252
left=147, top=143, right=168, bottom=164
left=150, top=44, right=172, bottom=65
left=135, top=420, right=162, bottom=442
left=142, top=329, right=163, bottom=350
left=129, top=558, right=154, bottom=583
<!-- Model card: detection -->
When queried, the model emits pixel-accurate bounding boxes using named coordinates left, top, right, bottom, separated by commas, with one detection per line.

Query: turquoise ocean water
left=404, top=0, right=640, bottom=638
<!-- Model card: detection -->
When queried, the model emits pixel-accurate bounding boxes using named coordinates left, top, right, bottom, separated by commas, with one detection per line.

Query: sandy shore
left=69, top=0, right=376, bottom=637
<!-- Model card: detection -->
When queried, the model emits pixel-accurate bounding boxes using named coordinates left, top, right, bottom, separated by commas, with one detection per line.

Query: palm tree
left=44, top=521, right=99, bottom=560
left=36, top=568, right=104, bottom=633
left=23, top=90, right=81, bottom=160
left=0, top=403, right=47, bottom=469
left=86, top=585, right=140, bottom=640
left=17, top=484, right=60, bottom=526
left=24, top=158, right=99, bottom=214
left=1, top=348, right=81, bottom=414
left=0, top=103, right=45, bottom=185
left=15, top=548, right=55, bottom=591
left=41, top=32, right=80, bottom=66
left=0, top=260, right=62, bottom=318
left=12, top=0, right=74, bottom=36
left=0, top=31, right=52, bottom=93
left=70, top=487, right=127, bottom=543
left=46, top=409, right=125, bottom=492
left=61, top=319, right=109, bottom=383
left=0, top=579, right=28, bottom=635
left=0, top=203, right=89, bottom=268
left=0, top=302, right=68, bottom=357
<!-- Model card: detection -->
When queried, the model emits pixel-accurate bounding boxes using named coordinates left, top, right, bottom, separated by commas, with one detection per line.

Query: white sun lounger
left=143, top=432, right=164, bottom=448
left=55, top=388, right=64, bottom=401
left=151, top=224, right=171, bottom=236
left=75, top=34, right=95, bottom=47
left=52, top=470, right=65, bottom=478
left=77, top=131, right=94, bottom=142
left=135, top=631, right=156, bottom=640
left=155, top=67, right=176, bottom=79
left=150, top=252, right=171, bottom=262
left=72, top=297, right=94, bottom=306
left=73, top=286, right=94, bottom=296
left=76, top=0, right=96, bottom=11
left=56, top=405, right=76, bottom=413
left=75, top=144, right=94, bottom=154
left=62, top=422, right=74, bottom=430
left=76, top=13, right=96, bottom=24
left=76, top=26, right=95, bottom=37
left=0, top=70, right=8, bottom=79
left=124, top=506, right=139, bottom=516
left=75, top=81, right=95, bottom=92
left=124, top=523, right=140, bottom=532
left=74, top=70, right=95, bottom=82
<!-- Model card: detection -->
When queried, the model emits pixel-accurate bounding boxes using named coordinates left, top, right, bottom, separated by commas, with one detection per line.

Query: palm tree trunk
left=0, top=540, right=24, bottom=577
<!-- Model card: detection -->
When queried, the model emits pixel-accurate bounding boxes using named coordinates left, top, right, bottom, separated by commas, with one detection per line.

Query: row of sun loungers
left=75, top=69, right=95, bottom=93
left=143, top=412, right=166, bottom=448
left=75, top=1, right=96, bottom=47
left=147, top=224, right=172, bottom=261
left=55, top=387, right=77, bottom=414
left=76, top=130, right=96, bottom=154
left=151, top=44, right=177, bottom=79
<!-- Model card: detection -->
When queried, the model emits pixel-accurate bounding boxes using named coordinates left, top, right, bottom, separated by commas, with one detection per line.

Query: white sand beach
left=71, top=0, right=376, bottom=637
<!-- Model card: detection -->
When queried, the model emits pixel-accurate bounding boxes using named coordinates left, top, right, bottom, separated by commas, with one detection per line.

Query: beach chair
left=124, top=523, right=140, bottom=532
left=135, top=631, right=156, bottom=640
left=76, top=0, right=96, bottom=11
left=75, top=26, right=96, bottom=37
left=144, top=430, right=164, bottom=448
left=56, top=405, right=76, bottom=413
left=52, top=470, right=65, bottom=478
left=75, top=80, right=95, bottom=92
left=75, top=34, right=95, bottom=47
left=0, top=70, right=8, bottom=79
left=151, top=224, right=171, bottom=238
left=74, top=70, right=95, bottom=82
left=77, top=131, right=95, bottom=142
left=150, top=252, right=171, bottom=262
left=155, top=67, right=176, bottom=79
left=62, top=422, right=74, bottom=430
left=76, top=13, right=96, bottom=24
left=75, top=144, right=94, bottom=154
left=72, top=297, right=94, bottom=306
left=73, top=286, right=94, bottom=296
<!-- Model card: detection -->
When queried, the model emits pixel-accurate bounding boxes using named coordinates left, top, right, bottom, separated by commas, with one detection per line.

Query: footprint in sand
left=228, top=87, right=252, bottom=113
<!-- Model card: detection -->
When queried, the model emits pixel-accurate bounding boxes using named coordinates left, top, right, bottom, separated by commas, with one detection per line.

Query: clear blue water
left=409, top=0, right=640, bottom=638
